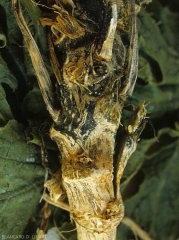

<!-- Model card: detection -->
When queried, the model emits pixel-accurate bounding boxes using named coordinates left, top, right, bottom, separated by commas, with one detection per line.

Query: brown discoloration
left=40, top=3, right=85, bottom=44
left=11, top=0, right=60, bottom=121
left=127, top=100, right=147, bottom=134
left=12, top=0, right=148, bottom=239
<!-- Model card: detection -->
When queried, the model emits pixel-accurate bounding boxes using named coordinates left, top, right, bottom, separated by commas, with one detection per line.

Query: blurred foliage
left=0, top=0, right=179, bottom=239
left=0, top=120, right=45, bottom=235
left=0, top=0, right=48, bottom=236
left=119, top=1, right=179, bottom=240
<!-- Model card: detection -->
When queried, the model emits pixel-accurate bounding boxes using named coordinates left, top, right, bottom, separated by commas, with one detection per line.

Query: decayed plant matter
left=12, top=0, right=149, bottom=239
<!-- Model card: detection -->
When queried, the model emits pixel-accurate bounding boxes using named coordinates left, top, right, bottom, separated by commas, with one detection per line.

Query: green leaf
left=0, top=56, right=17, bottom=90
left=0, top=120, right=39, bottom=162
left=131, top=6, right=179, bottom=117
left=118, top=128, right=179, bottom=240
left=22, top=84, right=50, bottom=122
left=0, top=85, right=13, bottom=124
left=0, top=0, right=22, bottom=45
left=0, top=56, right=18, bottom=124
left=0, top=120, right=44, bottom=235
left=137, top=7, right=179, bottom=86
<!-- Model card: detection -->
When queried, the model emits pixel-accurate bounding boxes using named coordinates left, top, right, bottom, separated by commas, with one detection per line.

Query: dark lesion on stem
left=12, top=0, right=148, bottom=237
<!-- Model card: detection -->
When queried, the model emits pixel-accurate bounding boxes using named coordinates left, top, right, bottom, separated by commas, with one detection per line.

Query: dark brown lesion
left=12, top=1, right=147, bottom=235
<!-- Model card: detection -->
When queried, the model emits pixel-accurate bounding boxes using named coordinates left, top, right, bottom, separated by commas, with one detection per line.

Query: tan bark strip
left=47, top=30, right=63, bottom=84
left=121, top=0, right=138, bottom=97
left=42, top=193, right=70, bottom=212
left=12, top=0, right=59, bottom=121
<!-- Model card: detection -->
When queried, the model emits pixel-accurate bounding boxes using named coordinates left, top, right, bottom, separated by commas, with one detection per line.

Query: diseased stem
left=50, top=119, right=124, bottom=239
left=76, top=224, right=117, bottom=240
left=12, top=0, right=150, bottom=239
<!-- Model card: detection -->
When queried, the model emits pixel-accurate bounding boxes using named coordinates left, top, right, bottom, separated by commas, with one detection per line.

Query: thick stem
left=76, top=224, right=117, bottom=240
left=12, top=0, right=148, bottom=238
left=62, top=172, right=123, bottom=240
left=50, top=118, right=124, bottom=239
